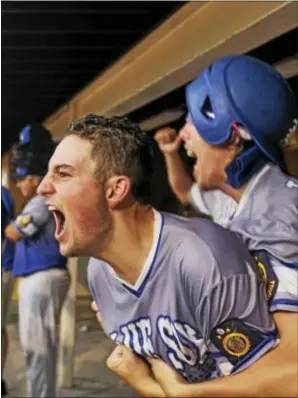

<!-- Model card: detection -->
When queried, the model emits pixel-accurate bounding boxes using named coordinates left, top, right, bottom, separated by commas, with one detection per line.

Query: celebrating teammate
left=145, top=55, right=298, bottom=396
left=178, top=55, right=298, bottom=314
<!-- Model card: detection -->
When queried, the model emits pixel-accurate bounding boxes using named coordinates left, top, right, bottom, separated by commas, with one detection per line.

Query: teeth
left=48, top=205, right=57, bottom=211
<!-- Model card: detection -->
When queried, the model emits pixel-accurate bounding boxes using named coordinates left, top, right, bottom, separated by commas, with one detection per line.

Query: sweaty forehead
left=49, top=135, right=93, bottom=170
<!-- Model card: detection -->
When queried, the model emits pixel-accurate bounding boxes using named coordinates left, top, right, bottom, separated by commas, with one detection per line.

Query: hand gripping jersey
left=88, top=211, right=278, bottom=382
left=228, top=164, right=298, bottom=312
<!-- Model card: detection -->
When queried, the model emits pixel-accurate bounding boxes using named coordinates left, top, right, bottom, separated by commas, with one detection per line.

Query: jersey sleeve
left=231, top=170, right=298, bottom=312
left=179, top=229, right=279, bottom=377
left=233, top=216, right=298, bottom=313
left=13, top=196, right=51, bottom=238
left=253, top=249, right=298, bottom=313
left=196, top=273, right=279, bottom=376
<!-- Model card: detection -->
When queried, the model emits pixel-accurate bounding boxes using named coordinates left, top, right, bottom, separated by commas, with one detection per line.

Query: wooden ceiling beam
left=274, top=55, right=298, bottom=79
left=44, top=2, right=298, bottom=138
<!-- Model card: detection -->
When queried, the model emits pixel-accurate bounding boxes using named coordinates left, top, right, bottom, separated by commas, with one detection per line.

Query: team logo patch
left=19, top=214, right=32, bottom=228
left=222, top=332, right=251, bottom=357
left=253, top=250, right=278, bottom=304
left=211, top=319, right=265, bottom=365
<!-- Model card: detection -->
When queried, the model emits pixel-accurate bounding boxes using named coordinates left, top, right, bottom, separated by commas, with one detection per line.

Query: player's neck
left=97, top=205, right=155, bottom=285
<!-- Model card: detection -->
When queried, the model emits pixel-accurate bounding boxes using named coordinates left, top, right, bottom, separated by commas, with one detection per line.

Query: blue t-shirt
left=12, top=195, right=67, bottom=277
left=1, top=186, right=15, bottom=271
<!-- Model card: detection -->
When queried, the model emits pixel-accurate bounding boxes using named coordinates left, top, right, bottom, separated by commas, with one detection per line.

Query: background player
left=4, top=125, right=70, bottom=398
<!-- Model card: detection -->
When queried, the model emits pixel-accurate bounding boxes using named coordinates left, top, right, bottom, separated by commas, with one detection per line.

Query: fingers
left=107, top=347, right=166, bottom=397
left=91, top=300, right=98, bottom=312
left=91, top=300, right=103, bottom=327
left=106, top=345, right=124, bottom=370
left=107, top=345, right=147, bottom=372
left=106, top=345, right=144, bottom=376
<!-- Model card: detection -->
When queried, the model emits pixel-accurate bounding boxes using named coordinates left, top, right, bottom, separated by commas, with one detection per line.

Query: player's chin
left=59, top=242, right=71, bottom=257
left=59, top=240, right=77, bottom=258
left=60, top=238, right=90, bottom=258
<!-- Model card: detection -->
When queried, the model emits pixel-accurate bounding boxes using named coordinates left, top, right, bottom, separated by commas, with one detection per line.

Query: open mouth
left=48, top=206, right=67, bottom=240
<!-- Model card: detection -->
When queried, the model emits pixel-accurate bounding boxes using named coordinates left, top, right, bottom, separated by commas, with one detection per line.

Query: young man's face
left=179, top=121, right=233, bottom=190
left=37, top=135, right=112, bottom=258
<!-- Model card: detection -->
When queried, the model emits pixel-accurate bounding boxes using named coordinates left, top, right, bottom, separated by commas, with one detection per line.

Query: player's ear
left=224, top=128, right=243, bottom=161
left=105, top=175, right=131, bottom=209
left=227, top=128, right=241, bottom=148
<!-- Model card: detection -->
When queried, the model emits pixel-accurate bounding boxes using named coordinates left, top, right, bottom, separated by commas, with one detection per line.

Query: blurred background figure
left=4, top=125, right=70, bottom=398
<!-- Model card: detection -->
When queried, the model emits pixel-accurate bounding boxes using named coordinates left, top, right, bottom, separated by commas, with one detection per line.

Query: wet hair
left=66, top=114, right=155, bottom=204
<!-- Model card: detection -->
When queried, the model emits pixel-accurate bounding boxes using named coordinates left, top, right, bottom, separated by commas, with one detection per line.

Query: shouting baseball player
left=142, top=55, right=298, bottom=396
left=38, top=114, right=294, bottom=397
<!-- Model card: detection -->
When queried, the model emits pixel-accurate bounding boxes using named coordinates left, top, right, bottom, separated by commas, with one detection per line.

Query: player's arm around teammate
left=148, top=312, right=298, bottom=397
left=104, top=312, right=297, bottom=397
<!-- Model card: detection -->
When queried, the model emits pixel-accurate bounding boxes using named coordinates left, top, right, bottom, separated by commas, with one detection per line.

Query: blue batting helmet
left=10, top=124, right=57, bottom=179
left=186, top=55, right=297, bottom=169
left=19, top=124, right=52, bottom=145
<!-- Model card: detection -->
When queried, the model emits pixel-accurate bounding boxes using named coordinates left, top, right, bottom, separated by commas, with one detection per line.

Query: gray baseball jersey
left=88, top=210, right=278, bottom=383
left=229, top=164, right=298, bottom=312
